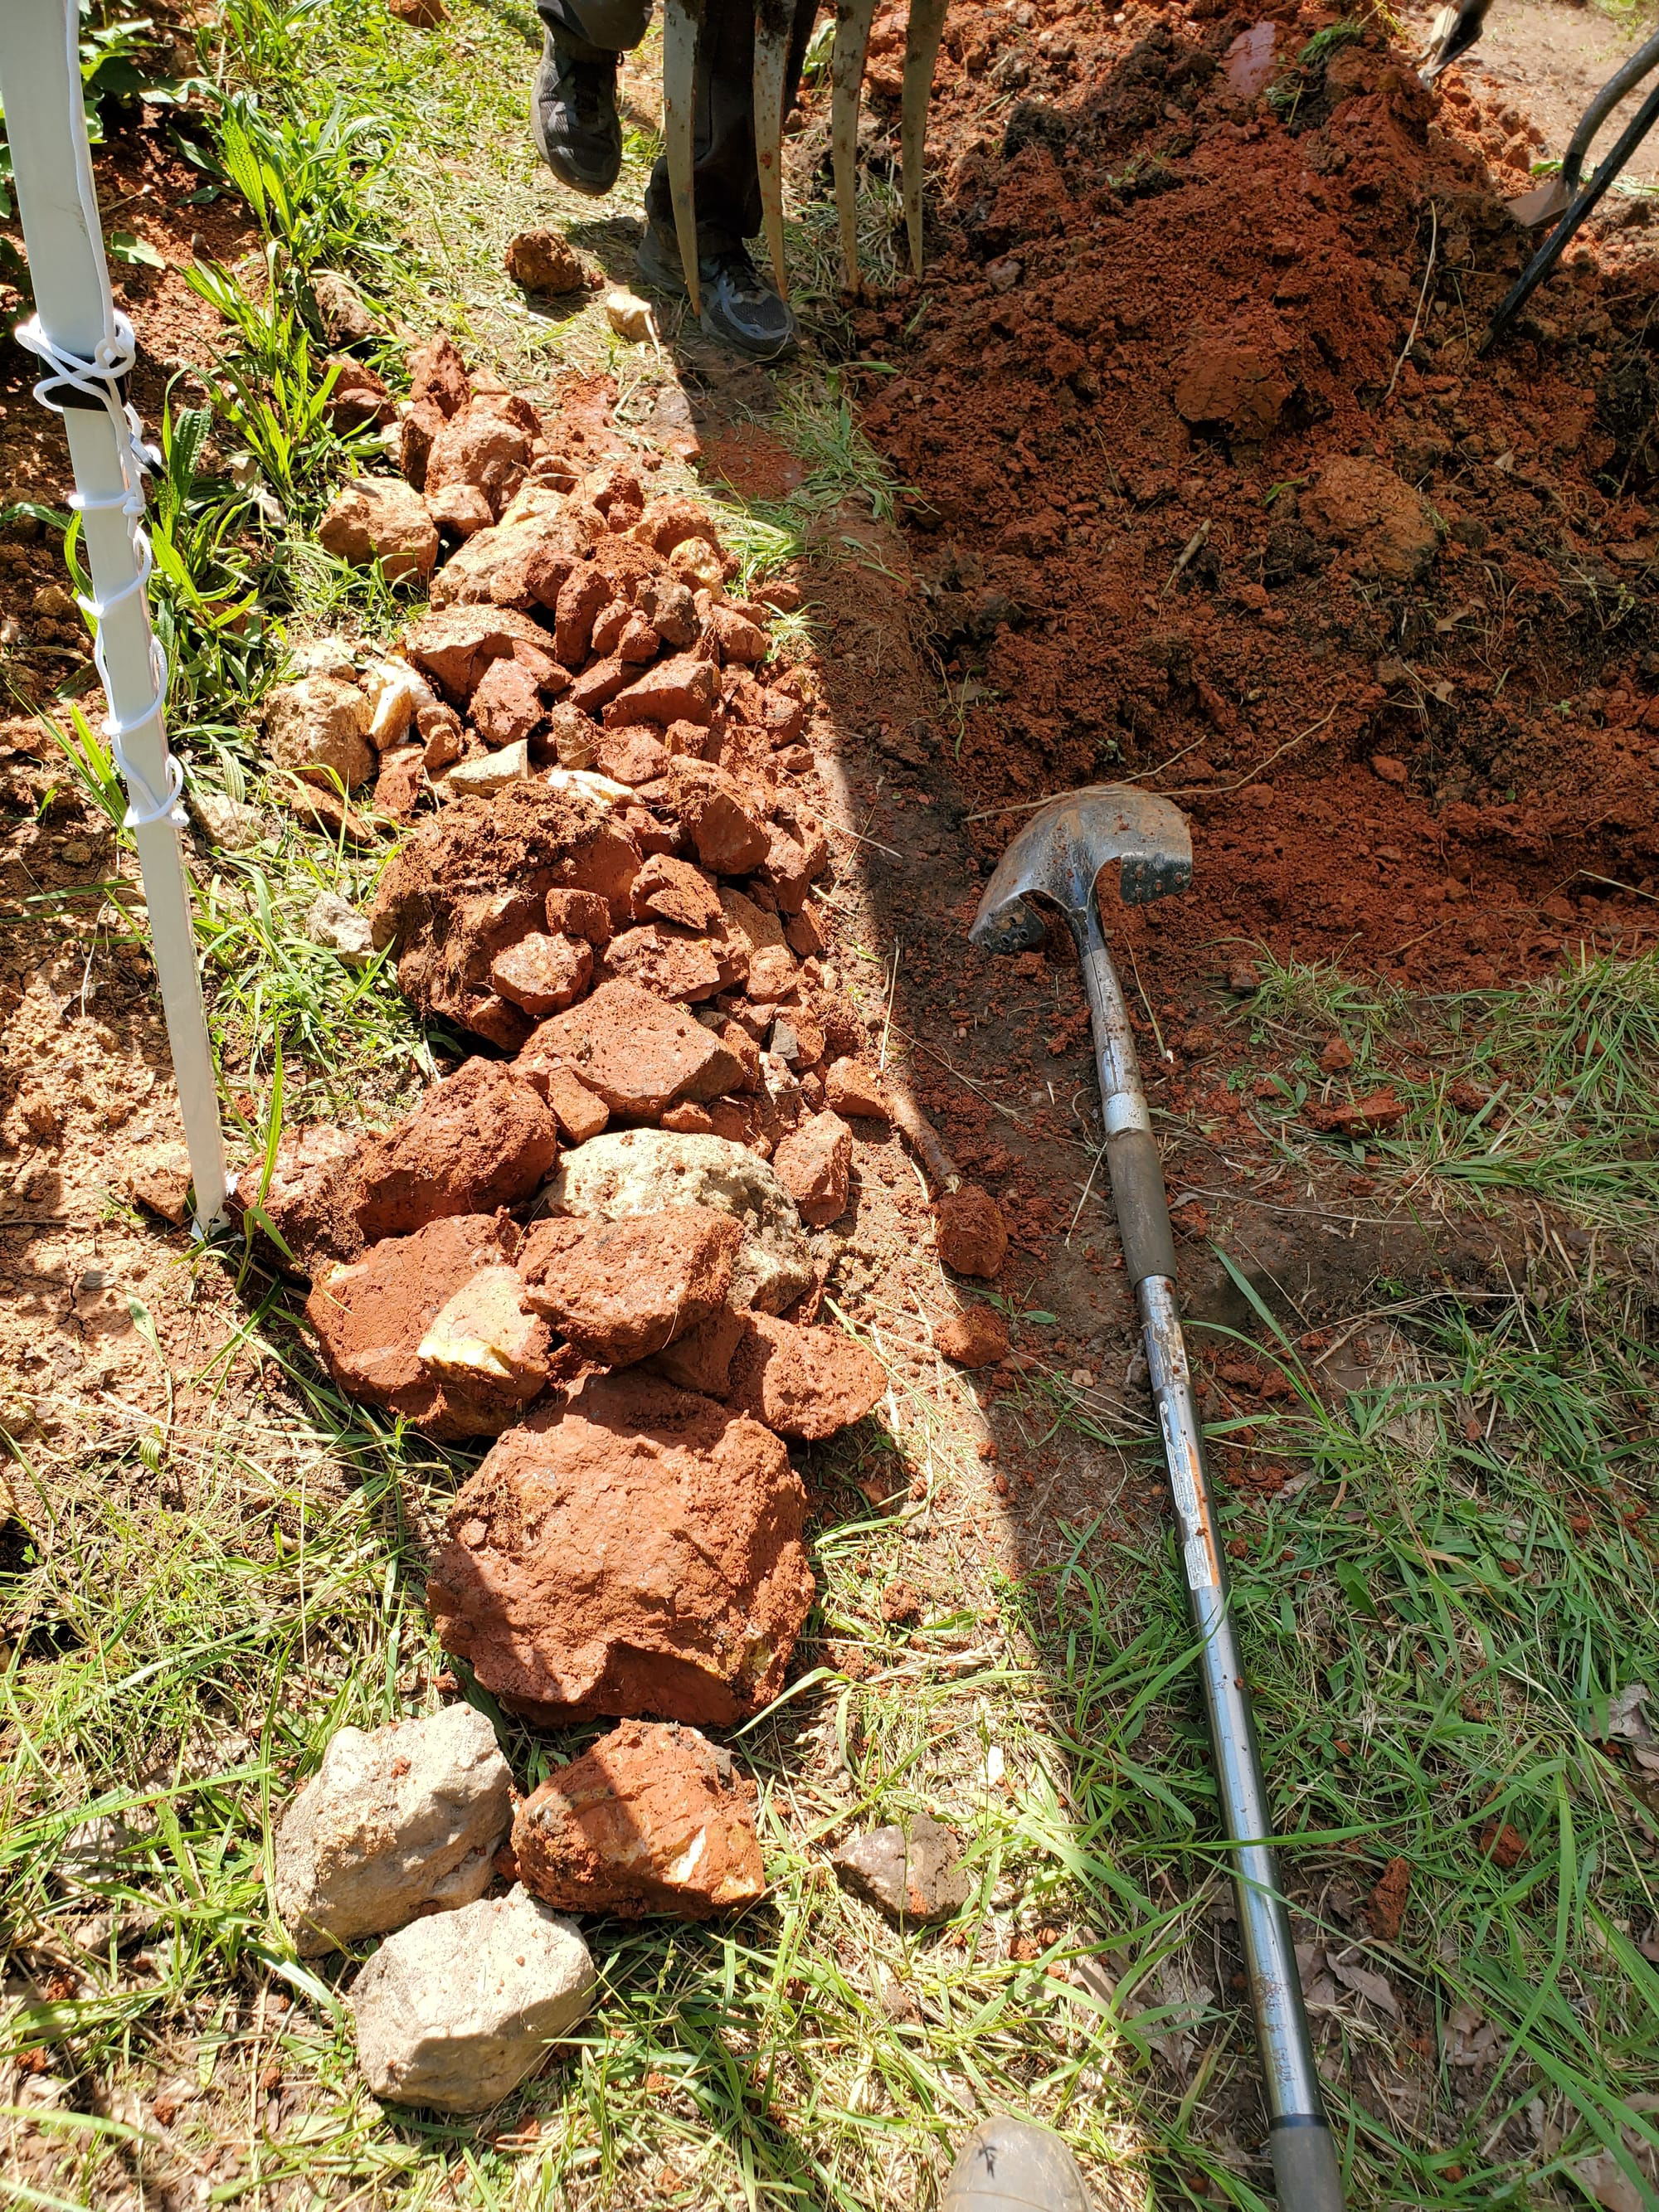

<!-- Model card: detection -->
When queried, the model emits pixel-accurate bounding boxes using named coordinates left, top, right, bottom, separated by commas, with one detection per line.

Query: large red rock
left=401, top=605, right=564, bottom=705
left=489, top=930, right=592, bottom=1017
left=517, top=980, right=742, bottom=1122
left=604, top=654, right=719, bottom=729
left=426, top=1371, right=815, bottom=1724
left=357, top=1060, right=559, bottom=1241
left=662, top=761, right=769, bottom=874
left=771, top=1111, right=851, bottom=1226
left=369, top=785, right=642, bottom=1043
left=634, top=854, right=721, bottom=931
left=423, top=406, right=532, bottom=517
left=513, top=1721, right=762, bottom=1919
left=516, top=1206, right=741, bottom=1364
left=726, top=1314, right=885, bottom=1440
left=470, top=657, right=545, bottom=746
left=596, top=922, right=726, bottom=1004
left=307, top=1214, right=556, bottom=1438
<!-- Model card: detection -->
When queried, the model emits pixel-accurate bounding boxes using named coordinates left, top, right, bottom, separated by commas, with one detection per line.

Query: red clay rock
left=504, top=228, right=586, bottom=294
left=634, top=853, right=722, bottom=931
left=726, top=1313, right=885, bottom=1440
left=544, top=887, right=614, bottom=944
left=426, top=1371, right=815, bottom=1724
left=1307, top=1087, right=1409, bottom=1134
left=595, top=726, right=669, bottom=786
left=663, top=761, right=768, bottom=874
left=513, top=1721, right=762, bottom=1919
left=323, top=357, right=394, bottom=432
left=489, top=930, right=592, bottom=1016
left=936, top=1305, right=1010, bottom=1369
left=618, top=611, right=659, bottom=664
left=516, top=1206, right=741, bottom=1363
left=374, top=745, right=426, bottom=821
left=308, top=1214, right=549, bottom=1437
left=357, top=1060, right=559, bottom=1240
left=426, top=482, right=494, bottom=537
left=471, top=657, right=544, bottom=747
left=518, top=981, right=742, bottom=1121
left=708, top=603, right=766, bottom=664
left=231, top=1121, right=365, bottom=1271
left=401, top=605, right=564, bottom=705
left=633, top=497, right=722, bottom=559
left=1302, top=455, right=1440, bottom=583
left=399, top=396, right=446, bottom=490
left=825, top=1057, right=891, bottom=1122
left=408, top=336, right=470, bottom=420
left=771, top=1111, right=851, bottom=1226
left=540, top=1063, right=611, bottom=1144
left=424, top=406, right=532, bottom=518
left=1174, top=339, right=1292, bottom=441
left=745, top=943, right=797, bottom=1004
left=597, top=923, right=726, bottom=1004
left=932, top=1184, right=1009, bottom=1279
left=417, top=1265, right=556, bottom=1403
left=569, top=657, right=633, bottom=716
left=647, top=1305, right=749, bottom=1396
left=606, top=654, right=719, bottom=729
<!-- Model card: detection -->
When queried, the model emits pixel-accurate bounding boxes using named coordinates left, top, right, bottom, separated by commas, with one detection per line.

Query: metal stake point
left=0, top=0, right=227, bottom=1229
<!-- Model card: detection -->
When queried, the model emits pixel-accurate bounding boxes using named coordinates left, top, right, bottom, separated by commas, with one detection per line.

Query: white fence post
left=1, top=0, right=229, bottom=1228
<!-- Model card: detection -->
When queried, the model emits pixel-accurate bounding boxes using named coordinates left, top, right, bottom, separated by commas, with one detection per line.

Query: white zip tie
left=15, top=309, right=185, bottom=832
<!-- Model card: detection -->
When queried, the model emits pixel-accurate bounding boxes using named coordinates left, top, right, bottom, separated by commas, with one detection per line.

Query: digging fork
left=971, top=786, right=1345, bottom=2212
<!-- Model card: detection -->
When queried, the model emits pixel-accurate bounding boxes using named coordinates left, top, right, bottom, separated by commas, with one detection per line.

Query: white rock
left=292, top=636, right=358, bottom=682
left=361, top=658, right=433, bottom=751
left=273, top=1704, right=513, bottom=1957
left=190, top=792, right=267, bottom=849
left=550, top=1128, right=812, bottom=1314
left=351, top=1884, right=595, bottom=2111
left=440, top=741, right=532, bottom=798
left=264, top=673, right=375, bottom=790
left=305, top=891, right=376, bottom=967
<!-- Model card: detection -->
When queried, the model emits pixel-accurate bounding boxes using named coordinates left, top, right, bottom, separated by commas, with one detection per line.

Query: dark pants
left=538, top=0, right=820, bottom=252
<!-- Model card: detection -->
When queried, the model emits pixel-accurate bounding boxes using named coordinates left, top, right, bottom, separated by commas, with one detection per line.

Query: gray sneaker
left=941, top=2119, right=1093, bottom=2212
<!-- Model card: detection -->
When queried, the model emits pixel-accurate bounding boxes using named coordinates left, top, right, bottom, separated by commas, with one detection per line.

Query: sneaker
left=940, top=2119, right=1093, bottom=2212
left=636, top=222, right=800, bottom=362
left=530, top=30, right=623, bottom=197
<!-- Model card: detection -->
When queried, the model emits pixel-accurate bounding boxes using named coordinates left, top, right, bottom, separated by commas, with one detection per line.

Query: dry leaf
left=1365, top=1856, right=1410, bottom=1941
left=1330, top=1955, right=1399, bottom=2015
left=1571, top=2151, right=1644, bottom=2212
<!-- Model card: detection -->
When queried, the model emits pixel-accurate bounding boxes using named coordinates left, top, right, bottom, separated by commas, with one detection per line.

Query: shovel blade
left=1507, top=177, right=1571, bottom=226
left=970, top=785, right=1192, bottom=955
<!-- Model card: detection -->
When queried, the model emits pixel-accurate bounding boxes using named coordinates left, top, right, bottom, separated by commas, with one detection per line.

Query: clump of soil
left=849, top=0, right=1659, bottom=990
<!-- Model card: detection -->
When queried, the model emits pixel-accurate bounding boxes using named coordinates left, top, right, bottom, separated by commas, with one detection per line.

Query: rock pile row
left=241, top=344, right=1008, bottom=1734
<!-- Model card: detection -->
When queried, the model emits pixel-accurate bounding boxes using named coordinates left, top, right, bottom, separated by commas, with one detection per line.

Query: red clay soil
left=849, top=0, right=1659, bottom=992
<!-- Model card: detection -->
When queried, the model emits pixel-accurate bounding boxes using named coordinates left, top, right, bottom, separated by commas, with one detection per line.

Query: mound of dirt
left=849, top=0, right=1659, bottom=991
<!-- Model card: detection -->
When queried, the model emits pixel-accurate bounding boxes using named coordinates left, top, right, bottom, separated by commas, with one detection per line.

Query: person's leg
left=530, top=0, right=653, bottom=197
left=635, top=0, right=817, bottom=357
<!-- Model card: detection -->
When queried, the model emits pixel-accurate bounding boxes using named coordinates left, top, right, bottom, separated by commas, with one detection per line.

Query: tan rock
left=264, top=673, right=375, bottom=790
left=424, top=406, right=532, bottom=518
left=318, top=477, right=439, bottom=582
left=417, top=1266, right=553, bottom=1399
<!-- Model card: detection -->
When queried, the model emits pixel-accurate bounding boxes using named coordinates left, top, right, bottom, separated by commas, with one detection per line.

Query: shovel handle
left=1075, top=909, right=1344, bottom=2208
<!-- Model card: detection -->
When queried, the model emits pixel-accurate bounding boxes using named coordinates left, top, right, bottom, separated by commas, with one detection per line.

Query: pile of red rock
left=241, top=342, right=1013, bottom=1741
left=285, top=334, right=816, bottom=835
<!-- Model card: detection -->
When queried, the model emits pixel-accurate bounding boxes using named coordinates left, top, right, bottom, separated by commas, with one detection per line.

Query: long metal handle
left=1074, top=908, right=1344, bottom=2211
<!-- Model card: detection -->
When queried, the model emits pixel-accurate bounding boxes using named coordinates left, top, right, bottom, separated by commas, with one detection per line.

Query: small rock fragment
left=231, top=1121, right=363, bottom=1270
left=489, top=930, right=593, bottom=1017
left=387, top=0, right=447, bottom=23
left=351, top=1884, right=595, bottom=2112
left=539, top=1062, right=611, bottom=1144
left=771, top=1110, right=851, bottom=1227
left=825, top=1056, right=890, bottom=1121
left=323, top=357, right=394, bottom=431
left=505, top=228, right=586, bottom=294
left=936, top=1305, right=1010, bottom=1369
left=306, top=890, right=376, bottom=967
left=607, top=654, right=720, bottom=732
left=273, top=1704, right=512, bottom=1957
left=417, top=1266, right=553, bottom=1400
left=190, top=792, right=267, bottom=849
left=830, top=1811, right=970, bottom=1923
left=932, top=1184, right=1008, bottom=1278
left=513, top=1719, right=763, bottom=1919
left=470, top=658, right=544, bottom=749
left=440, top=740, right=533, bottom=797
left=426, top=482, right=494, bottom=537
left=126, top=1143, right=192, bottom=1227
left=1302, top=455, right=1442, bottom=583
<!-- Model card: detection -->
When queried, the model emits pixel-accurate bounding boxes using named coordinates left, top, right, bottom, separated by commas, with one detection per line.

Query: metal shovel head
left=1506, top=177, right=1571, bottom=226
left=969, top=784, right=1193, bottom=955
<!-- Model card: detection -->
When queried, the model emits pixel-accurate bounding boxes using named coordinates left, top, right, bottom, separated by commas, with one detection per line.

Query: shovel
left=971, top=786, right=1345, bottom=2212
